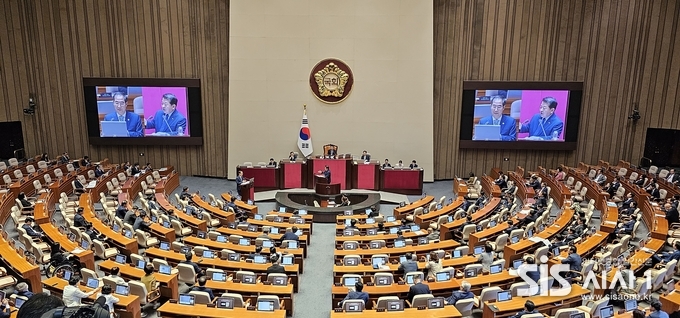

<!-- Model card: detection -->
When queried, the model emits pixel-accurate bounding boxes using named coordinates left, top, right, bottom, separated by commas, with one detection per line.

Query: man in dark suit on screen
left=103, top=92, right=144, bottom=137
left=478, top=96, right=517, bottom=141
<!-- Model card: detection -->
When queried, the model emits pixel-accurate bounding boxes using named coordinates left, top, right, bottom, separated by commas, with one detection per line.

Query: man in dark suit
left=73, top=208, right=90, bottom=228
left=327, top=148, right=337, bottom=159
left=535, top=183, right=548, bottom=207
left=560, top=246, right=582, bottom=279
left=409, top=160, right=418, bottom=169
left=102, top=92, right=143, bottom=137
left=614, top=218, right=636, bottom=235
left=80, top=156, right=91, bottom=167
left=510, top=300, right=538, bottom=318
left=526, top=175, right=541, bottom=190
left=653, top=241, right=680, bottom=265
left=620, top=193, right=635, bottom=210
left=478, top=96, right=517, bottom=141
left=288, top=152, right=297, bottom=161
left=190, top=276, right=215, bottom=301
left=268, top=158, right=277, bottom=167
left=323, top=166, right=331, bottom=183
left=115, top=201, right=128, bottom=220
left=605, top=177, right=621, bottom=196
left=665, top=203, right=679, bottom=225
left=518, top=97, right=564, bottom=140
left=145, top=93, right=187, bottom=136
left=406, top=277, right=430, bottom=306
left=236, top=170, right=246, bottom=192
left=22, top=218, right=43, bottom=238
left=666, top=169, right=679, bottom=185
left=360, top=151, right=371, bottom=162
left=494, top=171, right=508, bottom=189
left=94, top=165, right=105, bottom=178
left=60, top=152, right=70, bottom=164
left=130, top=163, right=141, bottom=175
left=382, top=159, right=391, bottom=168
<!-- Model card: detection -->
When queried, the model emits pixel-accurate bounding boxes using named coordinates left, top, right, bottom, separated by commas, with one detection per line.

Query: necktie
left=119, top=115, right=124, bottom=122
left=493, top=119, right=499, bottom=125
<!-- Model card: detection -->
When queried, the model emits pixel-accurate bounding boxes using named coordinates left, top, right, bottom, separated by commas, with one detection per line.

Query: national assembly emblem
left=309, top=58, right=354, bottom=104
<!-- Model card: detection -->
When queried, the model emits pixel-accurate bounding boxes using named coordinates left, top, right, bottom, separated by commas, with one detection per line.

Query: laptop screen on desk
left=600, top=306, right=614, bottom=318
left=279, top=207, right=286, bottom=212
left=203, top=250, right=215, bottom=258
left=436, top=272, right=451, bottom=282
left=136, top=260, right=146, bottom=269
left=625, top=299, right=637, bottom=312
left=270, top=227, right=279, bottom=234
left=257, top=300, right=275, bottom=311
left=239, top=238, right=250, bottom=246
left=490, top=264, right=502, bottom=274
left=453, top=249, right=462, bottom=258
left=216, top=235, right=227, bottom=243
left=262, top=240, right=274, bottom=248
left=473, top=246, right=484, bottom=255
left=253, top=255, right=266, bottom=264
left=497, top=291, right=511, bottom=302
left=62, top=270, right=72, bottom=281
left=298, top=209, right=307, bottom=215
left=115, top=284, right=129, bottom=296
left=159, top=241, right=170, bottom=251
left=394, top=240, right=405, bottom=248
left=227, top=253, right=240, bottom=261
left=386, top=300, right=404, bottom=312
left=343, top=277, right=358, bottom=286
left=282, top=256, right=294, bottom=265
left=212, top=272, right=226, bottom=282
left=159, top=264, right=172, bottom=275
left=216, top=297, right=234, bottom=309
left=178, top=294, right=195, bottom=306
left=86, top=277, right=99, bottom=289
left=428, top=297, right=445, bottom=309
left=115, top=254, right=126, bottom=264
left=512, top=259, right=524, bottom=269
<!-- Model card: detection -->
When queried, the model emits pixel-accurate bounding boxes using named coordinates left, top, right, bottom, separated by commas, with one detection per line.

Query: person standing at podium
left=323, top=166, right=331, bottom=183
left=236, top=170, right=245, bottom=192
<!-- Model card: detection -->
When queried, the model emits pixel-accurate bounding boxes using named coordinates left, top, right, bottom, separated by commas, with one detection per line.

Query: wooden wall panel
left=433, top=0, right=680, bottom=179
left=2, top=0, right=679, bottom=179
left=0, top=0, right=229, bottom=177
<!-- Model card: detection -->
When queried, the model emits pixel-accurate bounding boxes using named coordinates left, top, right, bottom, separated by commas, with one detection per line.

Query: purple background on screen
left=141, top=87, right=189, bottom=135
left=517, top=90, right=569, bottom=140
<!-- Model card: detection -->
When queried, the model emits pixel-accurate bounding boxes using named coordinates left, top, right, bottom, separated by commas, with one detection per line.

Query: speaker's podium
left=239, top=179, right=255, bottom=202
left=314, top=175, right=340, bottom=207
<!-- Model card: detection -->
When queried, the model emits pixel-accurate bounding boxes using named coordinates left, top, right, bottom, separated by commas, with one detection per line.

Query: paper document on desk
left=71, top=247, right=85, bottom=254
left=159, top=167, right=168, bottom=171
left=656, top=214, right=666, bottom=218
left=528, top=237, right=544, bottom=243
left=519, top=210, right=530, bottom=215
left=607, top=202, right=617, bottom=207
left=641, top=247, right=655, bottom=254
left=604, top=221, right=617, bottom=225
left=416, top=230, right=426, bottom=235
left=86, top=181, right=97, bottom=189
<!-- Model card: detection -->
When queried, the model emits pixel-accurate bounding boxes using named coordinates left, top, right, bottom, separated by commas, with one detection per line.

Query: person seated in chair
left=326, top=147, right=337, bottom=159
left=288, top=152, right=297, bottom=161
left=180, top=252, right=205, bottom=277
left=614, top=218, right=636, bottom=235
left=382, top=159, right=391, bottom=168
left=73, top=207, right=90, bottom=228
left=526, top=175, right=541, bottom=190
left=445, top=280, right=474, bottom=305
left=652, top=241, right=680, bottom=266
left=73, top=178, right=86, bottom=194
left=338, top=195, right=350, bottom=207
left=494, top=171, right=508, bottom=189
left=394, top=160, right=404, bottom=168
left=17, top=193, right=34, bottom=210
left=13, top=282, right=34, bottom=299
left=338, top=282, right=369, bottom=307
left=22, top=218, right=44, bottom=238
left=190, top=276, right=215, bottom=301
left=620, top=193, right=635, bottom=210
left=409, top=160, right=418, bottom=169
left=268, top=158, right=277, bottom=167
left=510, top=300, right=538, bottom=318
left=360, top=151, right=370, bottom=162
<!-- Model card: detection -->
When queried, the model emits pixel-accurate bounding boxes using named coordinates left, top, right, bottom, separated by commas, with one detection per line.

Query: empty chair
left=220, top=293, right=249, bottom=308
left=177, top=263, right=197, bottom=284
left=152, top=258, right=171, bottom=272
left=92, top=240, right=119, bottom=260
left=81, top=268, right=99, bottom=283
left=171, top=220, right=193, bottom=238
left=135, top=230, right=159, bottom=248
left=454, top=298, right=476, bottom=316
left=128, top=280, right=160, bottom=307
left=406, top=207, right=423, bottom=222
left=25, top=165, right=35, bottom=174
left=373, top=273, right=394, bottom=285
left=476, top=286, right=502, bottom=310
left=576, top=297, right=609, bottom=318
left=201, top=211, right=221, bottom=227
left=342, top=299, right=365, bottom=312
left=406, top=294, right=434, bottom=308
left=488, top=234, right=508, bottom=253
left=189, top=291, right=212, bottom=304
left=343, top=255, right=361, bottom=266
left=373, top=296, right=400, bottom=310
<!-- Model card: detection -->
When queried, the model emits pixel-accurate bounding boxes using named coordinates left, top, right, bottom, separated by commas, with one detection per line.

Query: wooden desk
left=334, top=231, right=430, bottom=246
left=393, top=196, right=434, bottom=219
left=217, top=227, right=309, bottom=250
left=661, top=287, right=680, bottom=314
left=480, top=176, right=502, bottom=197
left=538, top=171, right=570, bottom=208
left=221, top=192, right=259, bottom=216
left=191, top=194, right=235, bottom=225
left=353, top=161, right=380, bottom=190
left=266, top=211, right=314, bottom=223
left=594, top=238, right=665, bottom=295
left=482, top=285, right=590, bottom=318
left=0, top=236, right=41, bottom=293
left=154, top=169, right=180, bottom=195
left=440, top=198, right=501, bottom=241
left=80, top=194, right=138, bottom=256
left=157, top=302, right=286, bottom=318
left=144, top=246, right=303, bottom=282
left=183, top=236, right=305, bottom=264
left=453, top=178, right=469, bottom=197
left=155, top=193, right=207, bottom=232
left=237, top=165, right=281, bottom=191
left=117, top=192, right=175, bottom=242
left=330, top=307, right=462, bottom=318
left=332, top=256, right=478, bottom=283
left=39, top=220, right=96, bottom=270
left=380, top=168, right=424, bottom=195
left=503, top=208, right=574, bottom=265
left=335, top=221, right=402, bottom=235
left=202, top=280, right=294, bottom=316
left=121, top=171, right=152, bottom=202
left=248, top=218, right=313, bottom=235
left=415, top=197, right=465, bottom=228
left=97, top=259, right=179, bottom=299
left=43, top=276, right=141, bottom=318
left=333, top=240, right=460, bottom=262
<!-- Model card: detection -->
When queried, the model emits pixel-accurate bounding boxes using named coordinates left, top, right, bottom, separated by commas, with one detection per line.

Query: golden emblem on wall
left=309, top=58, right=354, bottom=104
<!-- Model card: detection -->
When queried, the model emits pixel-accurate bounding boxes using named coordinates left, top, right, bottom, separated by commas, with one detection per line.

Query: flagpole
left=303, top=104, right=306, bottom=115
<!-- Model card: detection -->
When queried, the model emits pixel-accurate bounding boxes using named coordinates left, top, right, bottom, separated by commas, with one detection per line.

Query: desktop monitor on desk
left=178, top=294, right=195, bottom=306
left=216, top=297, right=234, bottom=309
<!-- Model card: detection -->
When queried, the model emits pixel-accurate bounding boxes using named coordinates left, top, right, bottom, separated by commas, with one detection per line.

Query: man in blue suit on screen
left=103, top=92, right=143, bottom=137
left=145, top=93, right=187, bottom=136
left=478, top=96, right=517, bottom=141
left=519, top=97, right=564, bottom=140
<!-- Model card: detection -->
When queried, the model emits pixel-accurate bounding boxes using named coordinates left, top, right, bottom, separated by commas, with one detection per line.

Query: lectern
left=239, top=180, right=255, bottom=202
